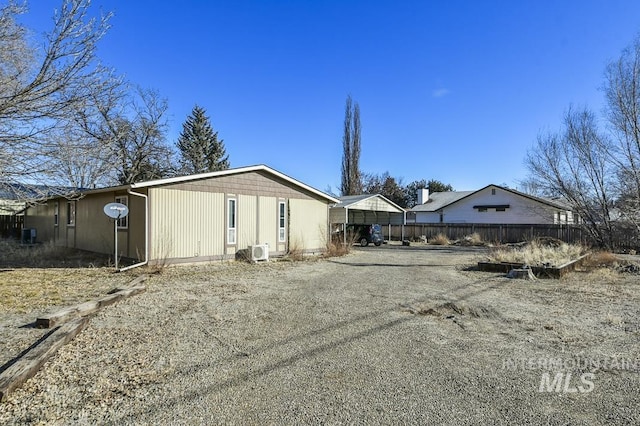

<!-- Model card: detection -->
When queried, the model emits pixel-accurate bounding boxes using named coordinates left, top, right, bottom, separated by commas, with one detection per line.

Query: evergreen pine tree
left=177, top=105, right=229, bottom=174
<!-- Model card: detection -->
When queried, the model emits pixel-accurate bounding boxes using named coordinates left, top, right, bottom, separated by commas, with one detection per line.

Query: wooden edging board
left=35, top=275, right=148, bottom=329
left=0, top=317, right=89, bottom=402
left=477, top=253, right=591, bottom=279
left=0, top=275, right=149, bottom=402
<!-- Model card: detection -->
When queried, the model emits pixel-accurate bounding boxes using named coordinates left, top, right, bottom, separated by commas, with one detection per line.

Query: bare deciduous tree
left=0, top=0, right=114, bottom=198
left=101, top=87, right=174, bottom=185
left=525, top=107, right=618, bottom=248
left=604, top=36, right=640, bottom=236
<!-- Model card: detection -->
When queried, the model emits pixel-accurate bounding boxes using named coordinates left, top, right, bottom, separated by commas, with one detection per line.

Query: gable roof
left=410, top=191, right=474, bottom=212
left=0, top=183, right=81, bottom=201
left=333, top=194, right=405, bottom=213
left=410, top=184, right=573, bottom=212
left=58, top=165, right=339, bottom=203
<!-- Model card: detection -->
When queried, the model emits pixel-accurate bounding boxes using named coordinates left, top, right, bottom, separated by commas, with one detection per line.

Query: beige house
left=24, top=165, right=338, bottom=266
left=409, top=185, right=578, bottom=224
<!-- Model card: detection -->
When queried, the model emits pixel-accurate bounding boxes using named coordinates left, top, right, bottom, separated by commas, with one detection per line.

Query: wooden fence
left=0, top=215, right=23, bottom=239
left=381, top=223, right=589, bottom=245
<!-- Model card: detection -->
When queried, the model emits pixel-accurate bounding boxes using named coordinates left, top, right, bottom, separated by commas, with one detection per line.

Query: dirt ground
left=1, top=244, right=639, bottom=424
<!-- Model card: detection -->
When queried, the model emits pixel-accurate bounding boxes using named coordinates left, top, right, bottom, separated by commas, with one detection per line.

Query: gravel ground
left=1, top=245, right=639, bottom=425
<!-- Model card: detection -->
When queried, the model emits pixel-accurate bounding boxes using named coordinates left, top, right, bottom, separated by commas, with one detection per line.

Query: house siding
left=167, top=170, right=316, bottom=200
left=289, top=198, right=329, bottom=252
left=414, top=186, right=573, bottom=225
left=23, top=201, right=57, bottom=244
left=258, top=196, right=278, bottom=252
left=442, top=188, right=557, bottom=224
left=149, top=188, right=225, bottom=261
left=23, top=167, right=334, bottom=264
left=23, top=191, right=145, bottom=260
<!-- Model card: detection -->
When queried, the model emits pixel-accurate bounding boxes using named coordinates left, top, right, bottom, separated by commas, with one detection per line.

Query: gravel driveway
left=1, top=245, right=639, bottom=424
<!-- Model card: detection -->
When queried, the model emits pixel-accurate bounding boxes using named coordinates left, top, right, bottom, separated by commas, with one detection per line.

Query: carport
left=329, top=194, right=406, bottom=242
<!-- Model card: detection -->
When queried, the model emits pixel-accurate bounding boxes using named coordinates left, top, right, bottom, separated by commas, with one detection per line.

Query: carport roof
left=333, top=194, right=405, bottom=213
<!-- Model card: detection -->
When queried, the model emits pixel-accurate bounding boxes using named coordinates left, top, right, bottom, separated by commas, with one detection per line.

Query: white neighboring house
left=409, top=185, right=578, bottom=224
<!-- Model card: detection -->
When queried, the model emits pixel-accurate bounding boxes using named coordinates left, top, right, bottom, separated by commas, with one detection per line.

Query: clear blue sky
left=20, top=1, right=640, bottom=193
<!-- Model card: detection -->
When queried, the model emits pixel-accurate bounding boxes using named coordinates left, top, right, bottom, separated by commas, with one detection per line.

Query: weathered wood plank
left=35, top=275, right=148, bottom=328
left=108, top=275, right=148, bottom=294
left=35, top=293, right=121, bottom=329
left=0, top=317, right=89, bottom=402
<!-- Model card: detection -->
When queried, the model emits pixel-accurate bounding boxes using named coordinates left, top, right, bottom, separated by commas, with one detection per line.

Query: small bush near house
left=430, top=234, right=451, bottom=246
left=286, top=241, right=306, bottom=262
left=324, top=236, right=353, bottom=258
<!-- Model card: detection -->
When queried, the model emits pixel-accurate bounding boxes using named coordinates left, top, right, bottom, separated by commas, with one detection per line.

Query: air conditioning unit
left=250, top=244, right=269, bottom=262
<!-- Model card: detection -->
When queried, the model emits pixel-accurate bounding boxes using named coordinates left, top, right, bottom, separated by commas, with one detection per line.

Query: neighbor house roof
left=0, top=183, right=81, bottom=201
left=411, top=191, right=474, bottom=212
left=51, top=165, right=339, bottom=203
left=333, top=194, right=405, bottom=212
left=411, top=184, right=574, bottom=212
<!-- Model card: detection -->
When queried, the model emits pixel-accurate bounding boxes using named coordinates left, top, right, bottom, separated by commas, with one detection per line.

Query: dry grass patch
left=0, top=240, right=111, bottom=268
left=460, top=232, right=484, bottom=246
left=581, top=251, right=620, bottom=269
left=323, top=235, right=354, bottom=258
left=487, top=239, right=586, bottom=267
left=0, top=268, right=139, bottom=315
left=430, top=233, right=451, bottom=246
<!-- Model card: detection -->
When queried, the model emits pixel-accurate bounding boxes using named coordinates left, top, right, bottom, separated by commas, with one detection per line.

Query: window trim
left=227, top=197, right=237, bottom=245
left=67, top=201, right=76, bottom=226
left=115, top=195, right=129, bottom=229
left=278, top=201, right=286, bottom=243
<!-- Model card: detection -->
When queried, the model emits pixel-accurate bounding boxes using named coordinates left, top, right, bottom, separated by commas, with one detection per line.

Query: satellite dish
left=103, top=202, right=129, bottom=219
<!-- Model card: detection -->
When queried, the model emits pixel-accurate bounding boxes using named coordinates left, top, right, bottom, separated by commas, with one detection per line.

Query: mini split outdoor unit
left=250, top=244, right=269, bottom=262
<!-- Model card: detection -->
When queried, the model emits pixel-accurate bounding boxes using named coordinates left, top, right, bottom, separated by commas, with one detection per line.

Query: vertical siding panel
left=238, top=194, right=257, bottom=248
left=150, top=188, right=226, bottom=261
left=258, top=196, right=277, bottom=250
left=289, top=198, right=328, bottom=251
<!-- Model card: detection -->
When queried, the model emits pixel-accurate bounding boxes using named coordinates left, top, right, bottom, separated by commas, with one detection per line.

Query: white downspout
left=118, top=188, right=149, bottom=272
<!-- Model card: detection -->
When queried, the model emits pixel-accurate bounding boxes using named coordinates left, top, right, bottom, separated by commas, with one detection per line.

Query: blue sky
left=21, top=1, right=640, bottom=193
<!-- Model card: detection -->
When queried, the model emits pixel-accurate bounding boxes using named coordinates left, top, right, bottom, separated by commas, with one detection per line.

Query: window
left=495, top=207, right=506, bottom=212
left=478, top=207, right=488, bottom=212
left=67, top=201, right=76, bottom=226
left=115, top=196, right=128, bottom=229
left=227, top=198, right=236, bottom=244
left=491, top=188, right=496, bottom=195
left=278, top=201, right=286, bottom=242
left=54, top=202, right=59, bottom=226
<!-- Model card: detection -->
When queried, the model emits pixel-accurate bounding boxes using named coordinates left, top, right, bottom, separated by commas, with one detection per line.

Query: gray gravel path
left=1, top=245, right=639, bottom=424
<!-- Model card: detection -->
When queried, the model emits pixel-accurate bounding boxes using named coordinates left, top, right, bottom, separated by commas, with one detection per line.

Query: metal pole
left=114, top=217, right=118, bottom=270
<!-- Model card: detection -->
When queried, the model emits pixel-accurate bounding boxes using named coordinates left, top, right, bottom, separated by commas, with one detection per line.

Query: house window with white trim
left=67, top=201, right=76, bottom=226
left=115, top=196, right=128, bottom=229
left=278, top=201, right=286, bottom=242
left=227, top=198, right=236, bottom=244
left=54, top=202, right=59, bottom=226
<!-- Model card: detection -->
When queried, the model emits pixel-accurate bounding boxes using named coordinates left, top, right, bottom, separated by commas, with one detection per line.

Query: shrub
left=462, top=232, right=483, bottom=246
left=487, top=240, right=586, bottom=267
left=430, top=233, right=451, bottom=246
left=324, top=235, right=353, bottom=258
